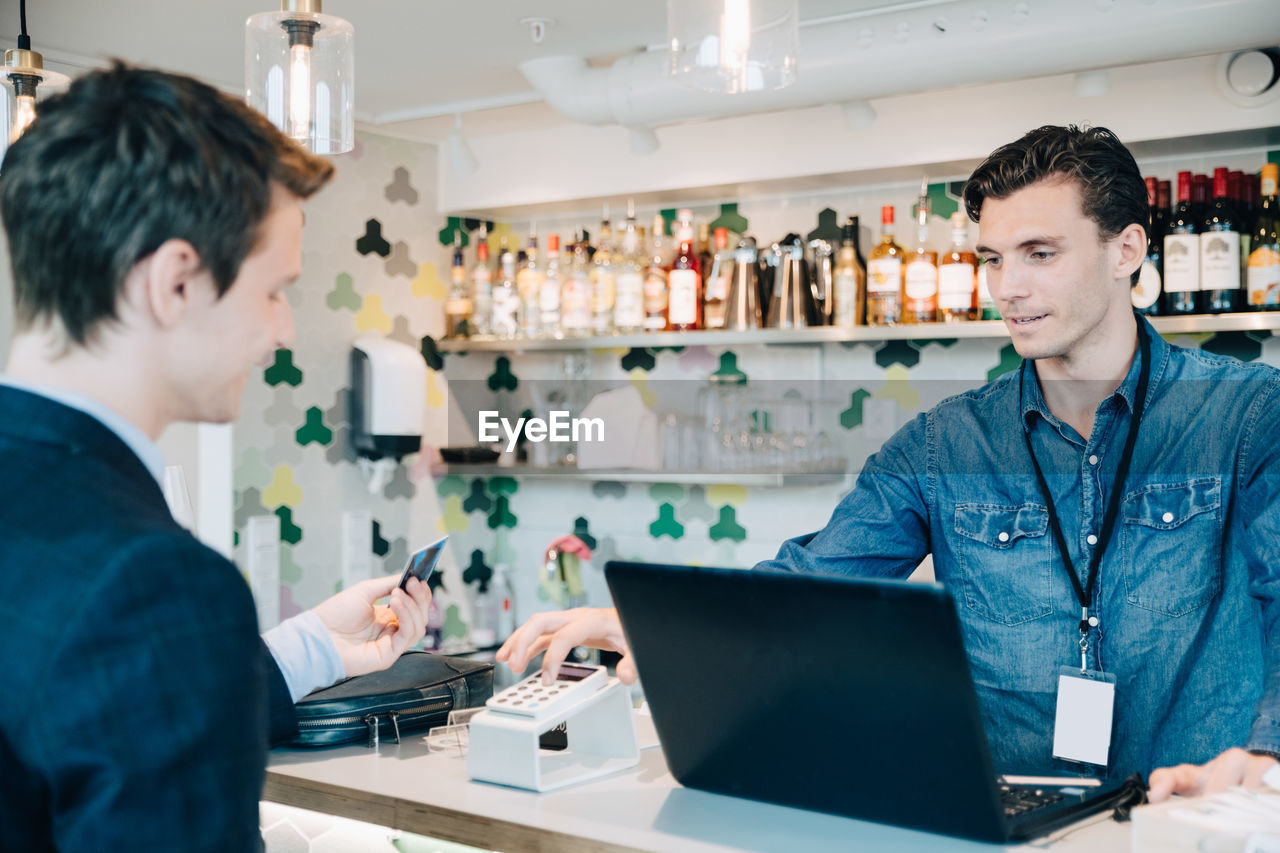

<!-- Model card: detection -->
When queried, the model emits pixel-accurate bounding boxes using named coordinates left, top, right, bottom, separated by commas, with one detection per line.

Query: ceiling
left=0, top=0, right=924, bottom=142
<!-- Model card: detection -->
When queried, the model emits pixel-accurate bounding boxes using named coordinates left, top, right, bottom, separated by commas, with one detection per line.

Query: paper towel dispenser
left=350, top=337, right=427, bottom=461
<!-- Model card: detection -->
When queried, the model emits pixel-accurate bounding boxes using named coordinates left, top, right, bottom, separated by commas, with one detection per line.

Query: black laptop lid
left=605, top=561, right=1008, bottom=842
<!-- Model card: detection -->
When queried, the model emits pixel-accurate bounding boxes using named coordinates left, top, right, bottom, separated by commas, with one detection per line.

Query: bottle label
left=445, top=298, right=472, bottom=315
left=1200, top=230, right=1240, bottom=291
left=561, top=277, right=590, bottom=330
left=1247, top=247, right=1280, bottom=306
left=539, top=278, right=561, bottom=313
left=643, top=270, right=668, bottom=330
left=592, top=271, right=616, bottom=313
left=517, top=269, right=545, bottom=300
left=472, top=268, right=492, bottom=299
left=1163, top=234, right=1199, bottom=293
left=492, top=288, right=519, bottom=335
left=834, top=271, right=858, bottom=326
left=904, top=259, right=938, bottom=300
left=668, top=269, right=699, bottom=325
left=615, top=272, right=645, bottom=327
left=1132, top=261, right=1162, bottom=309
left=868, top=257, right=901, bottom=294
left=938, top=262, right=975, bottom=310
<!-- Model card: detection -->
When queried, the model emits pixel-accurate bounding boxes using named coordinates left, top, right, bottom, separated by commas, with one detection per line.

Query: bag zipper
left=296, top=699, right=451, bottom=747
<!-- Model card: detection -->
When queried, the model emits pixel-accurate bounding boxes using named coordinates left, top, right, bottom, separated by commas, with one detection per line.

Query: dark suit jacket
left=0, top=386, right=297, bottom=852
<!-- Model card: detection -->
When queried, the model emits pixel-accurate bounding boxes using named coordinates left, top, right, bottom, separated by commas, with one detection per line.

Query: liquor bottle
left=516, top=228, right=543, bottom=338
left=1247, top=163, right=1280, bottom=311
left=643, top=214, right=670, bottom=332
left=667, top=209, right=703, bottom=331
left=697, top=221, right=714, bottom=292
left=491, top=236, right=520, bottom=339
left=1163, top=171, right=1200, bottom=315
left=903, top=181, right=939, bottom=324
left=614, top=200, right=645, bottom=333
left=591, top=205, right=616, bottom=335
left=444, top=239, right=472, bottom=338
left=833, top=216, right=867, bottom=327
left=976, top=262, right=999, bottom=319
left=1201, top=167, right=1242, bottom=314
left=560, top=230, right=592, bottom=337
left=704, top=226, right=733, bottom=330
left=867, top=205, right=904, bottom=326
left=470, top=227, right=493, bottom=337
left=1132, top=177, right=1163, bottom=316
left=539, top=233, right=563, bottom=338
left=939, top=212, right=977, bottom=322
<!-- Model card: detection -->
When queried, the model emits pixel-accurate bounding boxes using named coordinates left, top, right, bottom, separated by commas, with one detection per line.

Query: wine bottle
left=1163, top=171, right=1199, bottom=315
left=1201, top=167, right=1242, bottom=314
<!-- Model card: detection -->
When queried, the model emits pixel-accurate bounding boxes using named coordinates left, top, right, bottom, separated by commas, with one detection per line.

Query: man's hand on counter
left=312, top=574, right=432, bottom=678
left=497, top=607, right=635, bottom=685
left=1147, top=747, right=1279, bottom=802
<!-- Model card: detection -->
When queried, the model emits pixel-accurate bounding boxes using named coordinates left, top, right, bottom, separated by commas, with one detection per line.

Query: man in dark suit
left=0, top=64, right=432, bottom=851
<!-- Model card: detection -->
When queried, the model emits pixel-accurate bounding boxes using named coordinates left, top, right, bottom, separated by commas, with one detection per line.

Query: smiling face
left=164, top=186, right=302, bottom=425
left=975, top=177, right=1140, bottom=373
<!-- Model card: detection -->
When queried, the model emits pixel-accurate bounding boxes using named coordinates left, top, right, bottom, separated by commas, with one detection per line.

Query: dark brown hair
left=0, top=61, right=335, bottom=344
left=963, top=125, right=1148, bottom=285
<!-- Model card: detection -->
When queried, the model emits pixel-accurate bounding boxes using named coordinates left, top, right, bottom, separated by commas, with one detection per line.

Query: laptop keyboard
left=1000, top=786, right=1066, bottom=818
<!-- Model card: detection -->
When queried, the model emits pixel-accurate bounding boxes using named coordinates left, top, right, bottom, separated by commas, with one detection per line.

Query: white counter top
left=264, top=715, right=1133, bottom=853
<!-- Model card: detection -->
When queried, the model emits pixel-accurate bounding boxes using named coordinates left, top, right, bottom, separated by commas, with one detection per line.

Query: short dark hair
left=0, top=61, right=335, bottom=345
left=962, top=125, right=1148, bottom=286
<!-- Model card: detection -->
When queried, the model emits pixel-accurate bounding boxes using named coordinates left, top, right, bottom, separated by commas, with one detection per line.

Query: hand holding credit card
left=398, top=535, right=448, bottom=591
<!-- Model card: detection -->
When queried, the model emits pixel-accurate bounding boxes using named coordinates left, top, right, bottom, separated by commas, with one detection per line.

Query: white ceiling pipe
left=520, top=0, right=1280, bottom=129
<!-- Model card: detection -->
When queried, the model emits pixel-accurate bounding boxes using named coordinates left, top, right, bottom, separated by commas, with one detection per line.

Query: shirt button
left=1088, top=455, right=1099, bottom=466
left=1162, top=511, right=1174, bottom=523
left=998, top=532, right=1010, bottom=543
left=1087, top=534, right=1098, bottom=545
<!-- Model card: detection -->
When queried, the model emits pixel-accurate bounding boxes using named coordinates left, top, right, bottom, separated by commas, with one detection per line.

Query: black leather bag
left=290, top=650, right=494, bottom=747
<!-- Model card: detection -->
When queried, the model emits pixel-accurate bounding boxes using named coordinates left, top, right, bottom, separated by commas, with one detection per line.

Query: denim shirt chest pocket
left=953, top=503, right=1053, bottom=625
left=1121, top=476, right=1223, bottom=616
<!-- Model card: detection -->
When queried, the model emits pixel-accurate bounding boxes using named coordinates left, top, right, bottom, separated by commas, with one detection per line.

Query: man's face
left=168, top=188, right=301, bottom=424
left=976, top=178, right=1130, bottom=364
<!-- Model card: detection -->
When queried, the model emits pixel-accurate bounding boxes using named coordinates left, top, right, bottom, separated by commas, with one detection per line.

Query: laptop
left=604, top=561, right=1141, bottom=843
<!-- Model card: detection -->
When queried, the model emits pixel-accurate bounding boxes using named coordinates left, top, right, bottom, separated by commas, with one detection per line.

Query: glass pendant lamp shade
left=0, top=48, right=69, bottom=166
left=246, top=0, right=353, bottom=154
left=667, top=0, right=798, bottom=94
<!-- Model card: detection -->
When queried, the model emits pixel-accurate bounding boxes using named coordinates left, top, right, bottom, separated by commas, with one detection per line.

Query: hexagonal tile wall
left=988, top=343, right=1023, bottom=381
left=385, top=241, right=417, bottom=279
left=384, top=166, right=419, bottom=205
left=264, top=349, right=304, bottom=388
left=295, top=407, right=334, bottom=447
left=356, top=219, right=391, bottom=257
left=326, top=273, right=362, bottom=312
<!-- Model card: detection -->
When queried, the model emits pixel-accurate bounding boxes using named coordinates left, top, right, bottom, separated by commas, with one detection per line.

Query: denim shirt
left=759, top=316, right=1280, bottom=779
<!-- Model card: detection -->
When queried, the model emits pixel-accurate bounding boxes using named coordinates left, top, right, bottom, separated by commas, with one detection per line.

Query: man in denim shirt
left=500, top=126, right=1280, bottom=801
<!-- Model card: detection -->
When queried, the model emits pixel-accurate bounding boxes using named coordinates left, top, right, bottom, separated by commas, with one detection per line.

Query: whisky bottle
left=866, top=205, right=904, bottom=326
left=902, top=183, right=939, bottom=324
left=445, top=239, right=472, bottom=338
left=667, top=209, right=702, bottom=331
left=833, top=216, right=866, bottom=327
left=939, top=212, right=977, bottom=322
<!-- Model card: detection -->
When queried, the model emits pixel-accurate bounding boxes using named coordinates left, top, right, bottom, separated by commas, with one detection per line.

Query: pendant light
left=667, top=0, right=798, bottom=94
left=245, top=0, right=354, bottom=154
left=1, top=0, right=70, bottom=163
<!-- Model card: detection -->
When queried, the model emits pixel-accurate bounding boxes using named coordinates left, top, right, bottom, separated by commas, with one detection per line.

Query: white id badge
left=1052, top=667, right=1116, bottom=766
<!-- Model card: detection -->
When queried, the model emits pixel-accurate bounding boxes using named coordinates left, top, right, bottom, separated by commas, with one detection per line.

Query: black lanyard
left=1020, top=320, right=1151, bottom=666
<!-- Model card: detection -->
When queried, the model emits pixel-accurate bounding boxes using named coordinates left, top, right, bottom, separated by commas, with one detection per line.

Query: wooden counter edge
left=263, top=771, right=652, bottom=853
